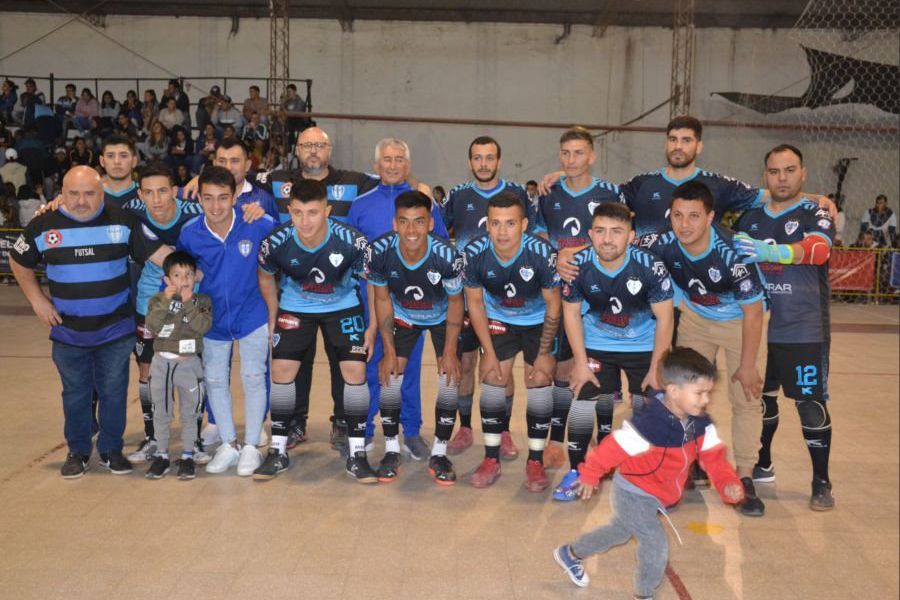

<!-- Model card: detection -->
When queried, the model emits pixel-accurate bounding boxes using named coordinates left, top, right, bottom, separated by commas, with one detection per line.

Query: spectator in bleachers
left=0, top=119, right=13, bottom=162
left=168, top=125, right=194, bottom=173
left=856, top=230, right=879, bottom=249
left=140, top=121, right=170, bottom=163
left=211, top=96, right=244, bottom=134
left=221, top=124, right=238, bottom=142
left=242, top=85, right=268, bottom=124
left=73, top=88, right=99, bottom=132
left=433, top=185, right=446, bottom=206
left=174, top=163, right=192, bottom=187
left=43, top=147, right=70, bottom=198
left=241, top=111, right=268, bottom=145
left=69, top=137, right=94, bottom=167
left=83, top=117, right=104, bottom=148
left=0, top=80, right=17, bottom=124
left=141, top=90, right=159, bottom=136
left=55, top=84, right=78, bottom=132
left=196, top=84, right=222, bottom=134
left=158, top=97, right=185, bottom=132
left=14, top=127, right=48, bottom=184
left=121, top=90, right=143, bottom=130
left=16, top=184, right=42, bottom=227
left=0, top=149, right=27, bottom=192
left=859, top=194, right=896, bottom=247
left=98, top=91, right=121, bottom=135
left=14, top=78, right=46, bottom=126
left=114, top=112, right=139, bottom=140
left=280, top=83, right=311, bottom=145
left=195, top=123, right=219, bottom=174
left=160, top=79, right=191, bottom=130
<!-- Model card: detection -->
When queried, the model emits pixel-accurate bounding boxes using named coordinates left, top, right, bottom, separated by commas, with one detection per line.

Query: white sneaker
left=127, top=438, right=157, bottom=464
left=237, top=445, right=263, bottom=476
left=205, top=443, right=240, bottom=474
left=201, top=423, right=220, bottom=447
left=257, top=428, right=268, bottom=448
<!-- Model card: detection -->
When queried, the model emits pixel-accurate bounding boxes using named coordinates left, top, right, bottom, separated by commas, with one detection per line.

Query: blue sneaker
left=552, top=469, right=580, bottom=502
left=553, top=545, right=589, bottom=587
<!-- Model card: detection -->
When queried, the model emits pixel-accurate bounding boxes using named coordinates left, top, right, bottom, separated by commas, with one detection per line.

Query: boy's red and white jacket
left=578, top=393, right=742, bottom=508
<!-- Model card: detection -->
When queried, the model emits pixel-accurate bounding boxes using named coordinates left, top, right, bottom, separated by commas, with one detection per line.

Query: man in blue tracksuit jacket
left=347, top=138, right=448, bottom=458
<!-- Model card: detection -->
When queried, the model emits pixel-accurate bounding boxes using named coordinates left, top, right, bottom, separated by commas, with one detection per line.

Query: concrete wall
left=1, top=13, right=897, bottom=236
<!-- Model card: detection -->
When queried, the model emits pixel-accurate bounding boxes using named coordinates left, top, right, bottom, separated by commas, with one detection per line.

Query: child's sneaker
left=285, top=421, right=307, bottom=449
left=237, top=445, right=263, bottom=476
left=376, top=451, right=402, bottom=482
left=447, top=426, right=473, bottom=455
left=98, top=451, right=133, bottom=475
left=543, top=441, right=566, bottom=470
left=145, top=456, right=170, bottom=479
left=524, top=459, right=549, bottom=492
left=402, top=435, right=429, bottom=461
left=809, top=477, right=835, bottom=511
left=176, top=458, right=196, bottom=480
left=127, top=437, right=157, bottom=463
left=192, top=442, right=211, bottom=465
left=253, top=449, right=289, bottom=480
left=470, top=457, right=501, bottom=488
left=500, top=431, right=519, bottom=460
left=553, top=545, right=589, bottom=587
left=206, top=443, right=240, bottom=474
left=345, top=452, right=378, bottom=484
left=61, top=453, right=89, bottom=479
left=553, top=469, right=581, bottom=502
left=752, top=463, right=775, bottom=483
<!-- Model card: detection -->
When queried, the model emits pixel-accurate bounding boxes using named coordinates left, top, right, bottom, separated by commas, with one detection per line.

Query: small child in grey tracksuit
left=143, top=251, right=212, bottom=480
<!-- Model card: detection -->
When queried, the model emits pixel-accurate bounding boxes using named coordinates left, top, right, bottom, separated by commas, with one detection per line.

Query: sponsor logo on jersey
left=817, top=219, right=831, bottom=229
left=766, top=282, right=792, bottom=294
left=588, top=201, right=601, bottom=216
left=478, top=216, right=487, bottom=229
left=519, top=266, right=534, bottom=282
left=688, top=278, right=707, bottom=295
left=238, top=240, right=253, bottom=257
left=708, top=267, right=722, bottom=283
left=13, top=235, right=29, bottom=254
left=563, top=217, right=581, bottom=236
left=488, top=320, right=508, bottom=335
left=626, top=278, right=642, bottom=295
left=652, top=192, right=662, bottom=200
left=739, top=279, right=753, bottom=293
left=749, top=223, right=759, bottom=232
left=404, top=286, right=424, bottom=300
left=466, top=203, right=475, bottom=211
left=652, top=261, right=667, bottom=277
left=504, top=282, right=517, bottom=298
left=309, top=268, right=326, bottom=283
left=259, top=239, right=270, bottom=257
left=815, top=208, right=830, bottom=218
left=661, top=278, right=672, bottom=292
left=784, top=220, right=800, bottom=235
left=137, top=324, right=154, bottom=339
left=587, top=357, right=602, bottom=372
left=107, top=225, right=125, bottom=243
left=329, top=252, right=344, bottom=267
left=393, top=318, right=414, bottom=329
left=303, top=267, right=335, bottom=294
left=44, top=229, right=63, bottom=247
left=732, top=263, right=749, bottom=279
left=331, top=185, right=346, bottom=200
left=141, top=223, right=158, bottom=241
left=641, top=234, right=658, bottom=248
left=486, top=270, right=496, bottom=279
left=277, top=314, right=301, bottom=330
left=350, top=345, right=367, bottom=355
left=609, top=296, right=623, bottom=314
left=427, top=270, right=442, bottom=285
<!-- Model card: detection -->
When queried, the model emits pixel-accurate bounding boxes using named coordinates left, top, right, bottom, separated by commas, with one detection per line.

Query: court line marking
left=666, top=563, right=694, bottom=600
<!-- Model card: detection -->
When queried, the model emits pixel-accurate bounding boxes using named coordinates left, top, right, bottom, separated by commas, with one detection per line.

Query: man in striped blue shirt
left=10, top=166, right=171, bottom=479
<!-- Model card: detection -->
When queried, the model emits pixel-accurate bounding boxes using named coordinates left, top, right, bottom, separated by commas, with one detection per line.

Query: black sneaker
left=738, top=477, right=765, bottom=517
left=286, top=421, right=308, bottom=449
left=176, top=458, right=197, bottom=480
left=330, top=418, right=348, bottom=452
left=428, top=455, right=457, bottom=485
left=691, top=462, right=710, bottom=488
left=145, top=456, right=171, bottom=479
left=376, top=451, right=402, bottom=482
left=254, top=449, right=290, bottom=480
left=809, top=477, right=835, bottom=511
left=345, top=451, right=378, bottom=484
left=61, top=453, right=89, bottom=479
left=752, top=463, right=776, bottom=483
left=98, top=450, right=133, bottom=475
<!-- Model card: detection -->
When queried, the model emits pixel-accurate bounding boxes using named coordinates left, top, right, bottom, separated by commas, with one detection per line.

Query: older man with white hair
left=348, top=138, right=449, bottom=460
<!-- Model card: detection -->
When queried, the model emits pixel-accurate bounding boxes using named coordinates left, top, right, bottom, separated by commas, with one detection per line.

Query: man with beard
left=348, top=138, right=449, bottom=461
left=440, top=136, right=538, bottom=460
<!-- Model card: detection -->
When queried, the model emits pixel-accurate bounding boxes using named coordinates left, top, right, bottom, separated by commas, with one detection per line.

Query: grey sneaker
left=752, top=463, right=775, bottom=483
left=127, top=438, right=157, bottom=464
left=402, top=435, right=429, bottom=461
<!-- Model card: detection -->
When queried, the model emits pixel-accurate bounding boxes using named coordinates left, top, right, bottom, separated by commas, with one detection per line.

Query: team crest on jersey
left=427, top=270, right=442, bottom=285
left=238, top=240, right=253, bottom=257
left=784, top=220, right=800, bottom=235
left=107, top=225, right=125, bottom=243
left=626, top=278, right=643, bottom=295
left=817, top=219, right=831, bottom=229
left=329, top=252, right=344, bottom=267
left=708, top=267, right=722, bottom=283
left=519, top=266, right=534, bottom=282
left=331, top=185, right=346, bottom=200
left=44, top=229, right=62, bottom=247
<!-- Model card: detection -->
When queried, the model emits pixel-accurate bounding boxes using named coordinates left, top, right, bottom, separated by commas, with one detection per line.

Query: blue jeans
left=52, top=335, right=133, bottom=456
left=365, top=331, right=424, bottom=438
left=203, top=324, right=269, bottom=446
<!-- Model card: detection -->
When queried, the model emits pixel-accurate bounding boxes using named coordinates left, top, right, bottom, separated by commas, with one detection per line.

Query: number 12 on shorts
left=795, top=365, right=818, bottom=395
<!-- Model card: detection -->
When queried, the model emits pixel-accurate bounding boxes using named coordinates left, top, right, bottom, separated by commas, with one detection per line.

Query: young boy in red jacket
left=553, top=346, right=745, bottom=599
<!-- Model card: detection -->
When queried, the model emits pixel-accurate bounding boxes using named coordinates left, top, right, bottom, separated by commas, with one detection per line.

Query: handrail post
left=49, top=73, right=55, bottom=107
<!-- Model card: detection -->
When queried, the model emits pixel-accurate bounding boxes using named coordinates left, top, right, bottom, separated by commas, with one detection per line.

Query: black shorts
left=393, top=319, right=461, bottom=359
left=272, top=307, right=368, bottom=363
left=556, top=328, right=574, bottom=362
left=134, top=314, right=155, bottom=365
left=578, top=349, right=651, bottom=400
left=763, top=342, right=830, bottom=402
left=459, top=315, right=480, bottom=354
left=485, top=320, right=552, bottom=365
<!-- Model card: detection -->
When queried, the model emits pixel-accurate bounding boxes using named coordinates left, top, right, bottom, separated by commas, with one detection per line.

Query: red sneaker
left=447, top=426, right=474, bottom=455
left=525, top=459, right=549, bottom=492
left=500, top=431, right=519, bottom=461
left=470, top=457, right=502, bottom=488
left=543, top=441, right=566, bottom=470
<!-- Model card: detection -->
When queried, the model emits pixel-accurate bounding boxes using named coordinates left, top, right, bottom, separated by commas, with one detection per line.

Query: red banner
left=829, top=249, right=876, bottom=291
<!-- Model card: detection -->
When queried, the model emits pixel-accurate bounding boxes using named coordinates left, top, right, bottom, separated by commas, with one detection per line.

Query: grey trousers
left=571, top=482, right=668, bottom=599
left=149, top=355, right=204, bottom=455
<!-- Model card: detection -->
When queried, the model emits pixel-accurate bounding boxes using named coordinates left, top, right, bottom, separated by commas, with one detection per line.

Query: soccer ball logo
left=44, top=230, right=63, bottom=247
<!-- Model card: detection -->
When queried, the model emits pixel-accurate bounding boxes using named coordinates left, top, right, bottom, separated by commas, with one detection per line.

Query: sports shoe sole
left=752, top=470, right=776, bottom=483
left=177, top=472, right=196, bottom=481
left=61, top=465, right=89, bottom=480
left=429, top=468, right=456, bottom=486
left=99, top=464, right=133, bottom=475
left=345, top=470, right=378, bottom=484
left=525, top=479, right=549, bottom=492
left=552, top=547, right=590, bottom=588
left=253, top=468, right=287, bottom=481
left=470, top=472, right=501, bottom=488
left=145, top=468, right=170, bottom=480
left=809, top=500, right=835, bottom=512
